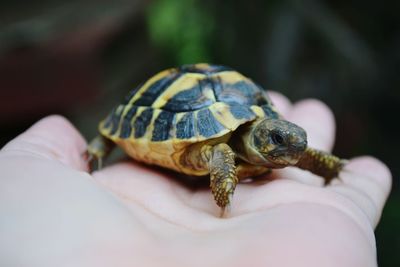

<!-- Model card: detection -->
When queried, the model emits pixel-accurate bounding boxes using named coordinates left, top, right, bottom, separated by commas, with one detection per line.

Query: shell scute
left=196, top=108, right=226, bottom=138
left=175, top=112, right=196, bottom=139
left=151, top=110, right=176, bottom=141
left=133, top=108, right=154, bottom=138
left=160, top=76, right=216, bottom=112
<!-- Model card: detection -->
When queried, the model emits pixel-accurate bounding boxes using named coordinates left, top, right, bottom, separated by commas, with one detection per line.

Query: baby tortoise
left=88, top=63, right=345, bottom=216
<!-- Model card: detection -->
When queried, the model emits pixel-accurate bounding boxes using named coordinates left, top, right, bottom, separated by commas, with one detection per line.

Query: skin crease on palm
left=0, top=92, right=392, bottom=267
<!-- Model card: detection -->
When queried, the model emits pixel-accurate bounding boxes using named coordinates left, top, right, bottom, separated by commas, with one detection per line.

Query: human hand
left=0, top=92, right=391, bottom=267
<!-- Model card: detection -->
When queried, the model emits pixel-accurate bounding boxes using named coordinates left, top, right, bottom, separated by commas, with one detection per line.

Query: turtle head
left=243, top=119, right=307, bottom=168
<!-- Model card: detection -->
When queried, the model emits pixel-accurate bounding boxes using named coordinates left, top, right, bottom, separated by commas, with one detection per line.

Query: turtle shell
left=99, top=63, right=280, bottom=174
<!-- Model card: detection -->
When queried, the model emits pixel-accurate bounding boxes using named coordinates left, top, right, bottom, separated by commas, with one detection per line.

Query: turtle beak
left=282, top=140, right=307, bottom=165
left=290, top=140, right=307, bottom=153
left=264, top=149, right=302, bottom=167
left=265, top=140, right=307, bottom=159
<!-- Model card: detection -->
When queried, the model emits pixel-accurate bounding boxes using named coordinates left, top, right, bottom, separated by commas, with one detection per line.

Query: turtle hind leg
left=87, top=136, right=115, bottom=171
left=202, top=143, right=238, bottom=218
left=295, top=147, right=347, bottom=185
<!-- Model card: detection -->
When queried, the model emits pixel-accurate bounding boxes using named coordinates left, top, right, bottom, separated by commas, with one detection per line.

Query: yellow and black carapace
left=88, top=63, right=345, bottom=215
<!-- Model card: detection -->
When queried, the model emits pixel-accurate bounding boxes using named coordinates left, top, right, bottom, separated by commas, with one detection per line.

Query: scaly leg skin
left=87, top=135, right=115, bottom=171
left=202, top=143, right=238, bottom=218
left=295, top=147, right=347, bottom=185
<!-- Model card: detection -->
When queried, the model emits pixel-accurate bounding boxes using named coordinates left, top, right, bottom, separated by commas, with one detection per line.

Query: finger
left=267, top=91, right=293, bottom=118
left=328, top=156, right=392, bottom=227
left=1, top=115, right=88, bottom=171
left=287, top=99, right=336, bottom=151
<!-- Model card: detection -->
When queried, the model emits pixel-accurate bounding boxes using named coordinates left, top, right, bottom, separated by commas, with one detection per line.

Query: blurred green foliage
left=147, top=0, right=214, bottom=64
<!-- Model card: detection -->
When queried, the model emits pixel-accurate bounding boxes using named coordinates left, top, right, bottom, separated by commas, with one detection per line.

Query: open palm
left=0, top=92, right=391, bottom=267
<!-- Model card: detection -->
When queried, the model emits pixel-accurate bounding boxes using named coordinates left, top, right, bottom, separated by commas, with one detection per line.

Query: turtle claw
left=219, top=193, right=233, bottom=218
left=220, top=204, right=231, bottom=218
left=87, top=136, right=114, bottom=172
left=97, top=157, right=103, bottom=170
left=85, top=150, right=101, bottom=172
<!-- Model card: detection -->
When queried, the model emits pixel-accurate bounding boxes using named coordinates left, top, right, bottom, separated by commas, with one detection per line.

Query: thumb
left=1, top=115, right=88, bottom=171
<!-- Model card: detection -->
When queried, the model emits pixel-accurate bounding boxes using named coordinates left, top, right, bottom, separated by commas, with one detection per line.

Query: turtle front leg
left=295, top=147, right=347, bottom=185
left=87, top=135, right=115, bottom=170
left=202, top=143, right=238, bottom=217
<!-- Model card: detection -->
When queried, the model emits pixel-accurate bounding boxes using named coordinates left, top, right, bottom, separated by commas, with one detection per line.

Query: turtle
left=88, top=63, right=345, bottom=215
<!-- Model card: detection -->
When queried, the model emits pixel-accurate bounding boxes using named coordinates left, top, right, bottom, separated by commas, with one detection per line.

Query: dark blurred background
left=0, top=0, right=399, bottom=265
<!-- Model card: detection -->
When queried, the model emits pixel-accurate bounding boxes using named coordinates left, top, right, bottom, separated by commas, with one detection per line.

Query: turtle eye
left=271, top=132, right=284, bottom=145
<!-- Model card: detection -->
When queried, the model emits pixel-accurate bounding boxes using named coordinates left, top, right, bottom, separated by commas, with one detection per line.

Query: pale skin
left=0, top=92, right=391, bottom=267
